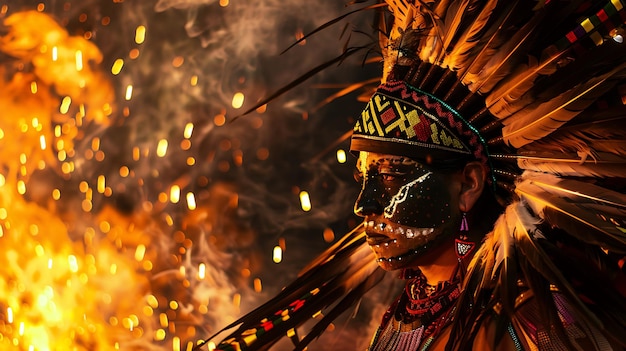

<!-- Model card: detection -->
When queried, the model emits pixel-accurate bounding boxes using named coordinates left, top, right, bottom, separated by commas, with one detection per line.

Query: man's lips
left=366, top=233, right=394, bottom=246
left=363, top=220, right=435, bottom=240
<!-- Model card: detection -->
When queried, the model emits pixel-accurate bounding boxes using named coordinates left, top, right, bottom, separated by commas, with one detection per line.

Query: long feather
left=480, top=0, right=601, bottom=106
left=463, top=4, right=547, bottom=94
left=293, top=266, right=386, bottom=351
left=280, top=3, right=387, bottom=55
left=492, top=203, right=524, bottom=316
left=501, top=64, right=626, bottom=148
left=310, top=77, right=380, bottom=112
left=521, top=172, right=626, bottom=211
left=438, top=0, right=474, bottom=61
left=492, top=39, right=626, bottom=121
left=194, top=226, right=384, bottom=351
left=511, top=214, right=604, bottom=330
left=454, top=0, right=523, bottom=81
left=233, top=46, right=368, bottom=120
left=442, top=0, right=499, bottom=70
left=513, top=151, right=626, bottom=178
left=515, top=178, right=626, bottom=253
left=520, top=111, right=626, bottom=157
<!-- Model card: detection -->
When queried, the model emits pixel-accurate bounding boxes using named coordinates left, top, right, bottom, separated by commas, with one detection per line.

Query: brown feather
left=520, top=110, right=626, bottom=157
left=514, top=151, right=626, bottom=178
left=442, top=0, right=499, bottom=70
left=501, top=64, right=626, bottom=148
left=516, top=178, right=626, bottom=252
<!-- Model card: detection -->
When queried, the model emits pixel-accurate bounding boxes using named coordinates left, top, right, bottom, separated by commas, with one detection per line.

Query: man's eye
left=380, top=174, right=396, bottom=181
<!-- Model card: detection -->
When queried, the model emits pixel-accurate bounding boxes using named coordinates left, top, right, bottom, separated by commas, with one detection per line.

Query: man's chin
left=372, top=250, right=420, bottom=271
left=371, top=233, right=454, bottom=271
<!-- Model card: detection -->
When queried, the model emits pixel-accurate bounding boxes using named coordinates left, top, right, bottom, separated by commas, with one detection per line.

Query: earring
left=455, top=212, right=475, bottom=260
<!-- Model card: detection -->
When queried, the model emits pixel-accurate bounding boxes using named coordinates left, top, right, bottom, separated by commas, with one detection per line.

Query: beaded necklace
left=369, top=269, right=461, bottom=351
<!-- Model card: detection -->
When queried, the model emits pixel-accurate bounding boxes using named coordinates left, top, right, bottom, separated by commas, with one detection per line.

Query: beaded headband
left=351, top=81, right=491, bottom=175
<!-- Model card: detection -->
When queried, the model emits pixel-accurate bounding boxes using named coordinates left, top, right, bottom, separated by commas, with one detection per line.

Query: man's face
left=354, top=151, right=460, bottom=271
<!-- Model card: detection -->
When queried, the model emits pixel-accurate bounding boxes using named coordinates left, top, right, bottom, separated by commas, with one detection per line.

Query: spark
left=186, top=192, right=196, bottom=210
left=17, top=180, right=26, bottom=194
left=157, top=139, right=168, bottom=157
left=170, top=185, right=181, bottom=203
left=183, top=123, right=194, bottom=139
left=336, top=149, right=347, bottom=163
left=135, top=245, right=146, bottom=261
left=135, top=25, right=146, bottom=44
left=111, top=59, right=124, bottom=75
left=231, top=92, right=245, bottom=109
left=75, top=50, right=83, bottom=71
left=97, top=175, right=105, bottom=193
left=272, top=246, right=282, bottom=263
left=198, top=263, right=206, bottom=279
left=125, top=85, right=133, bottom=100
left=299, top=191, right=312, bottom=211
left=60, top=96, right=71, bottom=114
left=214, top=114, right=226, bottom=126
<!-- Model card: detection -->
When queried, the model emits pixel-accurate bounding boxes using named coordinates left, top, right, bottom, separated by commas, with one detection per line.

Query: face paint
left=354, top=152, right=461, bottom=271
left=383, top=172, right=432, bottom=219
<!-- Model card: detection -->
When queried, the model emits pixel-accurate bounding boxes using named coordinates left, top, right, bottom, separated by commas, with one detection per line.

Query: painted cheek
left=383, top=174, right=452, bottom=228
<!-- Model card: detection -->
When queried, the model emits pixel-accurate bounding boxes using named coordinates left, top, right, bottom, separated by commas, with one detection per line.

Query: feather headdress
left=197, top=0, right=626, bottom=349
left=374, top=0, right=626, bottom=349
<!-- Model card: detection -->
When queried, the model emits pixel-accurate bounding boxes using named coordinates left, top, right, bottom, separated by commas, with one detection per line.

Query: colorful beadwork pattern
left=352, top=81, right=491, bottom=168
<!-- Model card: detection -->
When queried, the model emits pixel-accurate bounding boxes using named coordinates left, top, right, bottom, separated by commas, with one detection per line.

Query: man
left=199, top=0, right=626, bottom=350
left=350, top=79, right=623, bottom=350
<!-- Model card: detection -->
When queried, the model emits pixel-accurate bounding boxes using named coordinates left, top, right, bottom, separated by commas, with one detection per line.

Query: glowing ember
left=272, top=246, right=283, bottom=263
left=299, top=190, right=312, bottom=212
left=135, top=25, right=146, bottom=45
left=231, top=92, right=245, bottom=109
left=336, top=149, right=347, bottom=163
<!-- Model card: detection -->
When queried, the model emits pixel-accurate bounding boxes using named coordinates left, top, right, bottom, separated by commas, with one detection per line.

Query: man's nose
left=354, top=178, right=384, bottom=217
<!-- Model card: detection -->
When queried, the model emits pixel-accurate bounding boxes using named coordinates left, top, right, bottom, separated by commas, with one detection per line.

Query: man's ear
left=458, top=161, right=486, bottom=212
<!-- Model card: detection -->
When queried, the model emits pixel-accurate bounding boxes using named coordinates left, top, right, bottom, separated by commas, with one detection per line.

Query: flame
left=0, top=185, right=156, bottom=350
left=0, top=10, right=248, bottom=350
left=0, top=3, right=373, bottom=350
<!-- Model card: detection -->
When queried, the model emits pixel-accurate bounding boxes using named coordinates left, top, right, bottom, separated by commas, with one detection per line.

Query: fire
left=0, top=3, right=364, bottom=350
left=0, top=10, right=247, bottom=351
left=0, top=185, right=156, bottom=350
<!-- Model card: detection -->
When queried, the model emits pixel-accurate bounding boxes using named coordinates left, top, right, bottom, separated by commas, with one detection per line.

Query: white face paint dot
left=406, top=228, right=415, bottom=238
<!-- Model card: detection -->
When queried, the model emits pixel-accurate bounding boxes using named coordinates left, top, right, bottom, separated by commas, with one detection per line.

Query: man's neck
left=412, top=241, right=460, bottom=285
